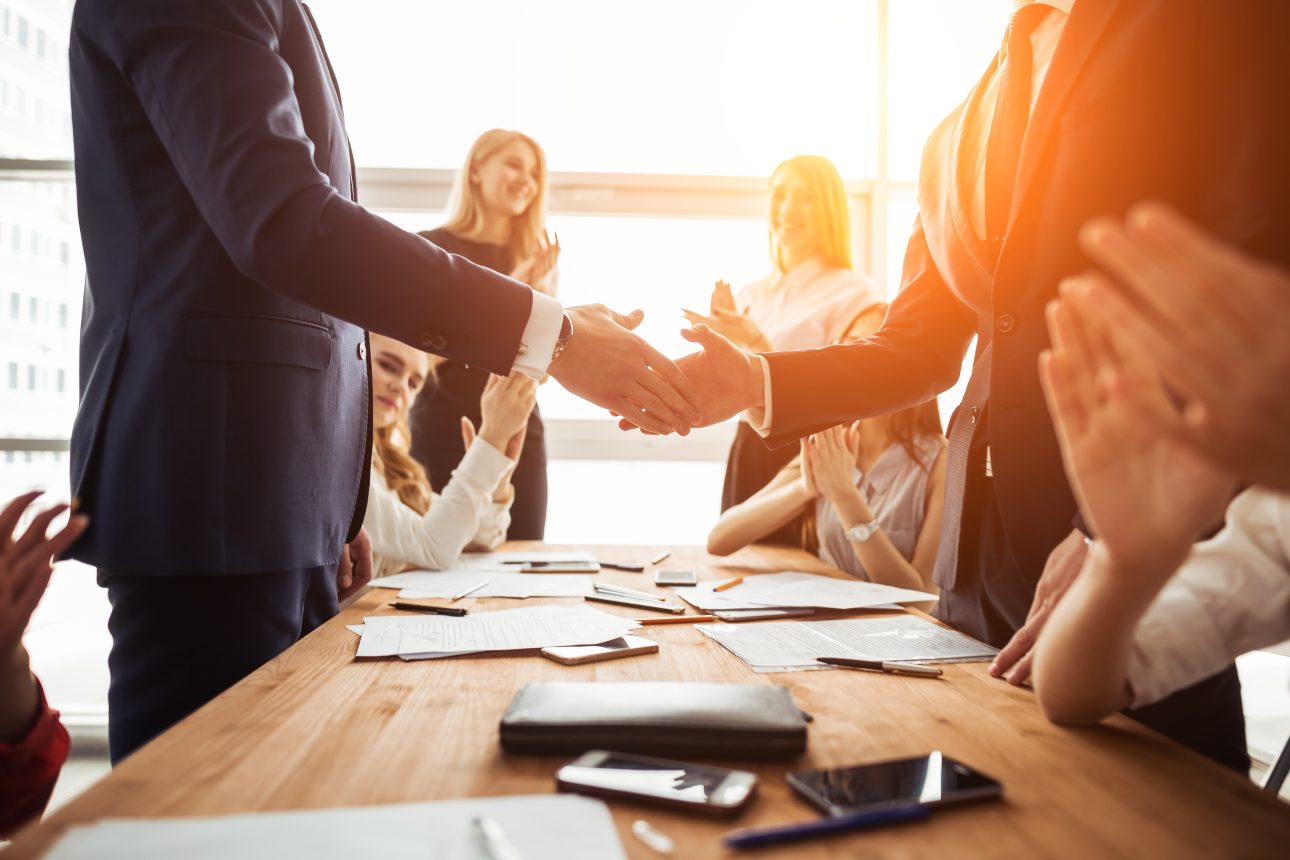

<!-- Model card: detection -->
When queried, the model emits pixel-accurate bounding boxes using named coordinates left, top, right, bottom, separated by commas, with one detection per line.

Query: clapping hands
left=509, top=230, right=560, bottom=296
left=1, top=492, right=87, bottom=659
left=681, top=280, right=771, bottom=352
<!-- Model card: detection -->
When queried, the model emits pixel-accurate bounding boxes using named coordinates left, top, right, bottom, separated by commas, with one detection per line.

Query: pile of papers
left=679, top=571, right=936, bottom=612
left=371, top=569, right=595, bottom=599
left=355, top=604, right=639, bottom=660
left=42, top=795, right=626, bottom=860
left=368, top=552, right=600, bottom=599
left=698, top=614, right=998, bottom=673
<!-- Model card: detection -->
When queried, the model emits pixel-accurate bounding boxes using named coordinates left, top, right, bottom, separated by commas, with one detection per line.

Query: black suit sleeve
left=761, top=215, right=978, bottom=448
left=91, top=0, right=531, bottom=374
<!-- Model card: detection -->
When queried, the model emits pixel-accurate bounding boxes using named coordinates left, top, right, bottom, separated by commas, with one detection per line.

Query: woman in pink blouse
left=684, top=155, right=881, bottom=526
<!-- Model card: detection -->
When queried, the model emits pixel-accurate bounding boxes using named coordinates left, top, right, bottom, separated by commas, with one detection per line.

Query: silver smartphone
left=557, top=750, right=758, bottom=817
left=655, top=569, right=698, bottom=586
left=540, top=635, right=659, bottom=666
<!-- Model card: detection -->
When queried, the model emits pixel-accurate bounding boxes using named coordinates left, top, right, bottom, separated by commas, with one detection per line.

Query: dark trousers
left=936, top=468, right=1250, bottom=773
left=104, top=566, right=339, bottom=764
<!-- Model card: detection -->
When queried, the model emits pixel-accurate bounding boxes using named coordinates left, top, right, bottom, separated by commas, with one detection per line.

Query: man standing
left=68, top=0, right=700, bottom=762
left=666, top=0, right=1290, bottom=770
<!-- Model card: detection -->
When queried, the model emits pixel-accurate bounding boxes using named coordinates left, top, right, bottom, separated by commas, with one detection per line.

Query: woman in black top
left=411, top=129, right=559, bottom=539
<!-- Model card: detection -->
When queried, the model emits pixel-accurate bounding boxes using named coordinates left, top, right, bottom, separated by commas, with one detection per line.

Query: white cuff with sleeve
left=512, top=291, right=564, bottom=380
left=745, top=354, right=774, bottom=436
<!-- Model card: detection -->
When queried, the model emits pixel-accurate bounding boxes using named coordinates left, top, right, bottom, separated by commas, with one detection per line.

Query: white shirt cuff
left=512, top=291, right=564, bottom=380
left=744, top=354, right=774, bottom=437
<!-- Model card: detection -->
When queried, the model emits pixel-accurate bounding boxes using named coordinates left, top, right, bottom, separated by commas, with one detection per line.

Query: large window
left=3, top=1, right=1013, bottom=720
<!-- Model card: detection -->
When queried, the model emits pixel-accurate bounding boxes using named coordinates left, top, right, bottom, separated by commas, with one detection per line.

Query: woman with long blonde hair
left=685, top=155, right=881, bottom=525
left=410, top=130, right=556, bottom=541
left=365, top=333, right=535, bottom=579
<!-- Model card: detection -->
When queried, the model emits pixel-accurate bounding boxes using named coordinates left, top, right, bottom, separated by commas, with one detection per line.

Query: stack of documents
left=356, top=604, right=639, bottom=660
left=698, top=614, right=998, bottom=673
left=43, top=795, right=626, bottom=860
left=370, top=569, right=595, bottom=599
left=679, top=571, right=936, bottom=612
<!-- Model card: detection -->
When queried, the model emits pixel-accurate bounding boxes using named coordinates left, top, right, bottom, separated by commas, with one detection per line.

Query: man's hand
left=1077, top=203, right=1290, bottom=491
left=990, top=528, right=1088, bottom=685
left=548, top=304, right=703, bottom=436
left=336, top=528, right=373, bottom=601
left=619, top=324, right=764, bottom=432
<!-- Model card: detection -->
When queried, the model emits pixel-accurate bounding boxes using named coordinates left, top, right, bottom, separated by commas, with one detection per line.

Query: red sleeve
left=0, top=680, right=70, bottom=838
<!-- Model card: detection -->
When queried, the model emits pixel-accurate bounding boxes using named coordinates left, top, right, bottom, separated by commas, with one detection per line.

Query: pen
left=714, top=576, right=744, bottom=592
left=450, top=580, right=489, bottom=602
left=632, top=819, right=675, bottom=855
left=636, top=614, right=718, bottom=625
left=817, top=657, right=943, bottom=678
left=599, top=560, right=646, bottom=572
left=723, top=804, right=929, bottom=849
left=388, top=601, right=468, bottom=617
left=649, top=550, right=671, bottom=565
left=595, top=582, right=665, bottom=602
left=473, top=815, right=526, bottom=860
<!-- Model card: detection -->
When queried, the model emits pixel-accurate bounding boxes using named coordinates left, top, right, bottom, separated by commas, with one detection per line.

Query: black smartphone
left=557, top=750, right=758, bottom=817
left=787, top=753, right=1002, bottom=817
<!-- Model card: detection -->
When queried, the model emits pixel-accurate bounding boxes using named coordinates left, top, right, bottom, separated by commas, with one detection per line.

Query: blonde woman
left=411, top=129, right=556, bottom=541
left=707, top=305, right=946, bottom=593
left=684, top=155, right=881, bottom=520
left=366, top=333, right=536, bottom=579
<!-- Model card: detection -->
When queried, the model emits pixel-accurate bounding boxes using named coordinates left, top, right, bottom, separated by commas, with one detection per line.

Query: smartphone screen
left=558, top=752, right=756, bottom=809
left=788, top=753, right=1001, bottom=816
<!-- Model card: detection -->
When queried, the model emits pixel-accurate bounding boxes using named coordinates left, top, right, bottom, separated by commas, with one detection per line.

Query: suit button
left=357, top=341, right=367, bottom=360
left=420, top=333, right=447, bottom=352
left=995, top=314, right=1015, bottom=333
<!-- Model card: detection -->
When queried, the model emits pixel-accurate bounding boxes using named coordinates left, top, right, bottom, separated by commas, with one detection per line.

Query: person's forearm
left=708, top=483, right=811, bottom=556
left=829, top=489, right=932, bottom=592
left=1032, top=546, right=1177, bottom=724
left=0, top=645, right=40, bottom=744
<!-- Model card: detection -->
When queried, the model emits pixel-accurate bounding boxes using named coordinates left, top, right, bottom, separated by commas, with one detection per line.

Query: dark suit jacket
left=761, top=0, right=1290, bottom=626
left=68, top=0, right=534, bottom=576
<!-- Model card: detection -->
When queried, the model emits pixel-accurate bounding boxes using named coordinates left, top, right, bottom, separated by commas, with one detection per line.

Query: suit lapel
left=1005, top=0, right=1123, bottom=234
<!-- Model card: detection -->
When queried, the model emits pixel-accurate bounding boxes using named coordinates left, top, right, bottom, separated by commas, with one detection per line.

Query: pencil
left=649, top=549, right=671, bottom=565
left=636, top=615, right=718, bottom=625
left=450, top=580, right=489, bottom=602
left=714, top=576, right=744, bottom=592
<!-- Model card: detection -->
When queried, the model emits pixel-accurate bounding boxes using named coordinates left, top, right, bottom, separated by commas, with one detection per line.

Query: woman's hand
left=803, top=425, right=869, bottom=514
left=710, top=279, right=736, bottom=314
left=476, top=371, right=537, bottom=453
left=681, top=306, right=771, bottom=352
left=1, top=492, right=88, bottom=660
left=509, top=231, right=560, bottom=296
left=1040, top=290, right=1236, bottom=576
left=462, top=413, right=528, bottom=503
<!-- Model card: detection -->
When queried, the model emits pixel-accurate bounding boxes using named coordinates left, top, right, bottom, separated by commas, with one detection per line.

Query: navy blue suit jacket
left=68, top=0, right=534, bottom=576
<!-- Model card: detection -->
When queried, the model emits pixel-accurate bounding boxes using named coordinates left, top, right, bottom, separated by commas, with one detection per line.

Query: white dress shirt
left=513, top=291, right=564, bottom=379
left=1125, top=487, right=1290, bottom=708
left=746, top=0, right=1074, bottom=434
left=364, top=438, right=515, bottom=580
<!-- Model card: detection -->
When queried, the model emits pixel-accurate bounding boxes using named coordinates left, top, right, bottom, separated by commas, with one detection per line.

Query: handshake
left=546, top=304, right=766, bottom=436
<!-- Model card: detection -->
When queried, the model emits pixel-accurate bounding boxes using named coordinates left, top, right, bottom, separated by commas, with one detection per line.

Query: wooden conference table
left=8, top=544, right=1290, bottom=859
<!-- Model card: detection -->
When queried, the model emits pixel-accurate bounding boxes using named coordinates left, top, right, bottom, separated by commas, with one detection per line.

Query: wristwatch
left=844, top=520, right=880, bottom=543
left=550, top=312, right=573, bottom=363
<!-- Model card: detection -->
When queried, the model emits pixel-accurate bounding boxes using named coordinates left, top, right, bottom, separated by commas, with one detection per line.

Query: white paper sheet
left=356, top=604, right=639, bottom=659
left=680, top=571, right=935, bottom=611
left=698, top=614, right=997, bottom=672
left=42, top=795, right=626, bottom=860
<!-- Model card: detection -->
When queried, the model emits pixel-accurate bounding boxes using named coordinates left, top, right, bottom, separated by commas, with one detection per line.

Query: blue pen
left=722, top=804, right=930, bottom=850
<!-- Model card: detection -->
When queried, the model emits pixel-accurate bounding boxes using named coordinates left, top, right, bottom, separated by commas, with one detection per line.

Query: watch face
left=847, top=521, right=878, bottom=542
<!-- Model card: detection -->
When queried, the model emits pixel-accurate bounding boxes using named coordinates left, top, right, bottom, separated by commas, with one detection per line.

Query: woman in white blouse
left=363, top=333, right=536, bottom=580
left=684, top=155, right=880, bottom=522
left=706, top=305, right=945, bottom=593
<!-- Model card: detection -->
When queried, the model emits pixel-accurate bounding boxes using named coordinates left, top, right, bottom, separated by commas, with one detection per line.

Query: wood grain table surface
left=6, top=543, right=1290, bottom=859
